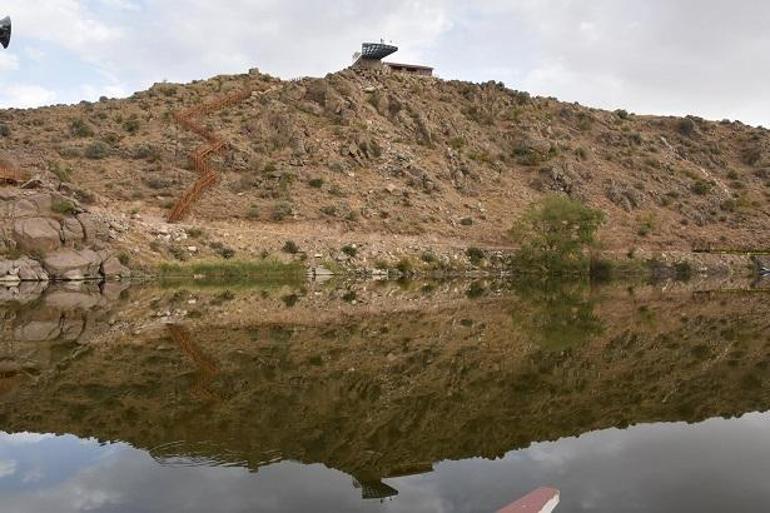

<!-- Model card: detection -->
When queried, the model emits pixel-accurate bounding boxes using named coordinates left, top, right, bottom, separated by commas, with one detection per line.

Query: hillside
left=2, top=66, right=770, bottom=278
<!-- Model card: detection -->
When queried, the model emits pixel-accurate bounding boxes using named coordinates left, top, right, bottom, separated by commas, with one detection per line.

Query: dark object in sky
left=361, top=42, right=398, bottom=60
left=0, top=16, right=10, bottom=49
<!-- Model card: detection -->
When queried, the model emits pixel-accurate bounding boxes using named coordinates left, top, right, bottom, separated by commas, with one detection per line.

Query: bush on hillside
left=510, top=195, right=605, bottom=274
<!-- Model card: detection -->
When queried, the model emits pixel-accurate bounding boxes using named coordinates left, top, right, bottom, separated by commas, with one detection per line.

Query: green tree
left=511, top=195, right=605, bottom=274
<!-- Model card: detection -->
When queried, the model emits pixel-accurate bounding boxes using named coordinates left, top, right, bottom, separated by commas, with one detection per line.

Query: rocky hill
left=1, top=67, right=770, bottom=277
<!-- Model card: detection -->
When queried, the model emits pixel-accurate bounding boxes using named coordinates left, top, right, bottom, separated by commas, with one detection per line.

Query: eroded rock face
left=13, top=217, right=62, bottom=253
left=43, top=248, right=102, bottom=281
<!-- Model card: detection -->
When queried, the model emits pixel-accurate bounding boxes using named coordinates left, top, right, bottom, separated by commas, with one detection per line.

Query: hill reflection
left=1, top=278, right=769, bottom=492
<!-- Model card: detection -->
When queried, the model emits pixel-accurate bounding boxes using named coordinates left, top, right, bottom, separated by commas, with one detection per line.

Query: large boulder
left=13, top=217, right=62, bottom=253
left=43, top=248, right=102, bottom=281
left=0, top=257, right=49, bottom=282
left=100, top=255, right=130, bottom=280
left=12, top=193, right=53, bottom=218
left=76, top=213, right=109, bottom=242
left=61, top=217, right=85, bottom=247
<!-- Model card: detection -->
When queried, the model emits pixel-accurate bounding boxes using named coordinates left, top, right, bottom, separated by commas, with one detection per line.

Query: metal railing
left=167, top=87, right=255, bottom=222
left=0, top=163, right=24, bottom=184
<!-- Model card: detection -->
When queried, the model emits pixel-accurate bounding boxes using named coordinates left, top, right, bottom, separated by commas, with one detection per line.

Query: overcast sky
left=1, top=0, right=769, bottom=125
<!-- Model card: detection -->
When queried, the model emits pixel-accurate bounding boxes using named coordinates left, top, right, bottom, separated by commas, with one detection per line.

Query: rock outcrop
left=0, top=188, right=128, bottom=281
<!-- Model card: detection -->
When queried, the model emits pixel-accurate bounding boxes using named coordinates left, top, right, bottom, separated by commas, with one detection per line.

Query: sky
left=1, top=0, right=769, bottom=125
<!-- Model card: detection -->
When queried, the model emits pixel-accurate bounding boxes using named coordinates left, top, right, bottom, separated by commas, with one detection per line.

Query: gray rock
left=0, top=281, right=47, bottom=304
left=76, top=213, right=109, bottom=242
left=44, top=290, right=100, bottom=310
left=13, top=217, right=62, bottom=253
left=61, top=217, right=85, bottom=247
left=43, top=248, right=102, bottom=280
left=101, top=255, right=130, bottom=279
left=14, top=320, right=61, bottom=342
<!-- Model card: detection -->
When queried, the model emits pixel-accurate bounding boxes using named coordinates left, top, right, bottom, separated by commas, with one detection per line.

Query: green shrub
left=0, top=123, right=10, bottom=137
left=282, top=240, right=299, bottom=254
left=448, top=136, right=466, bottom=150
left=271, top=202, right=292, bottom=221
left=51, top=199, right=77, bottom=215
left=49, top=162, right=72, bottom=182
left=677, top=118, right=697, bottom=137
left=70, top=118, right=94, bottom=137
left=396, top=258, right=414, bottom=275
left=84, top=141, right=110, bottom=159
left=122, top=118, right=141, bottom=134
left=589, top=258, right=614, bottom=282
left=466, top=247, right=485, bottom=265
left=459, top=217, right=474, bottom=226
left=132, top=144, right=160, bottom=161
left=187, top=227, right=205, bottom=238
left=209, top=241, right=235, bottom=259
left=320, top=205, right=337, bottom=216
left=169, top=245, right=187, bottom=261
left=614, top=109, right=630, bottom=120
left=421, top=251, right=437, bottom=263
left=510, top=195, right=605, bottom=274
left=637, top=213, right=656, bottom=237
left=308, top=178, right=324, bottom=188
left=341, top=245, right=357, bottom=257
left=674, top=261, right=693, bottom=281
left=691, top=180, right=712, bottom=195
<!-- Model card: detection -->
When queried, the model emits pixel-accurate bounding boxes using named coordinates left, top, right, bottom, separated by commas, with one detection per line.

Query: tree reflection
left=510, top=277, right=604, bottom=351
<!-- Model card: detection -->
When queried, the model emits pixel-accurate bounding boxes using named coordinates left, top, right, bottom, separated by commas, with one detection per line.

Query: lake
left=1, top=276, right=769, bottom=512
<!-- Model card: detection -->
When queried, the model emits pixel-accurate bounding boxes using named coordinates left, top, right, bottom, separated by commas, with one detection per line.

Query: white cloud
left=0, top=459, right=18, bottom=478
left=1, top=1, right=770, bottom=124
left=0, top=52, right=19, bottom=72
left=0, top=84, right=57, bottom=108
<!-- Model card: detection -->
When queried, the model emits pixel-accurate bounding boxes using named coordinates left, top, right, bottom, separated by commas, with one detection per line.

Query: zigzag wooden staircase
left=0, top=162, right=24, bottom=184
left=167, top=87, right=254, bottom=222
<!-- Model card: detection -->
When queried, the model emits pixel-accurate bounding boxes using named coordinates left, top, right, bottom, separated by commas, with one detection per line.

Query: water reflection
left=0, top=277, right=769, bottom=512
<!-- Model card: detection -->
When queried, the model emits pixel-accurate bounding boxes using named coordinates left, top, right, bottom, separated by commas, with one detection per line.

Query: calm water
left=1, top=277, right=769, bottom=512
